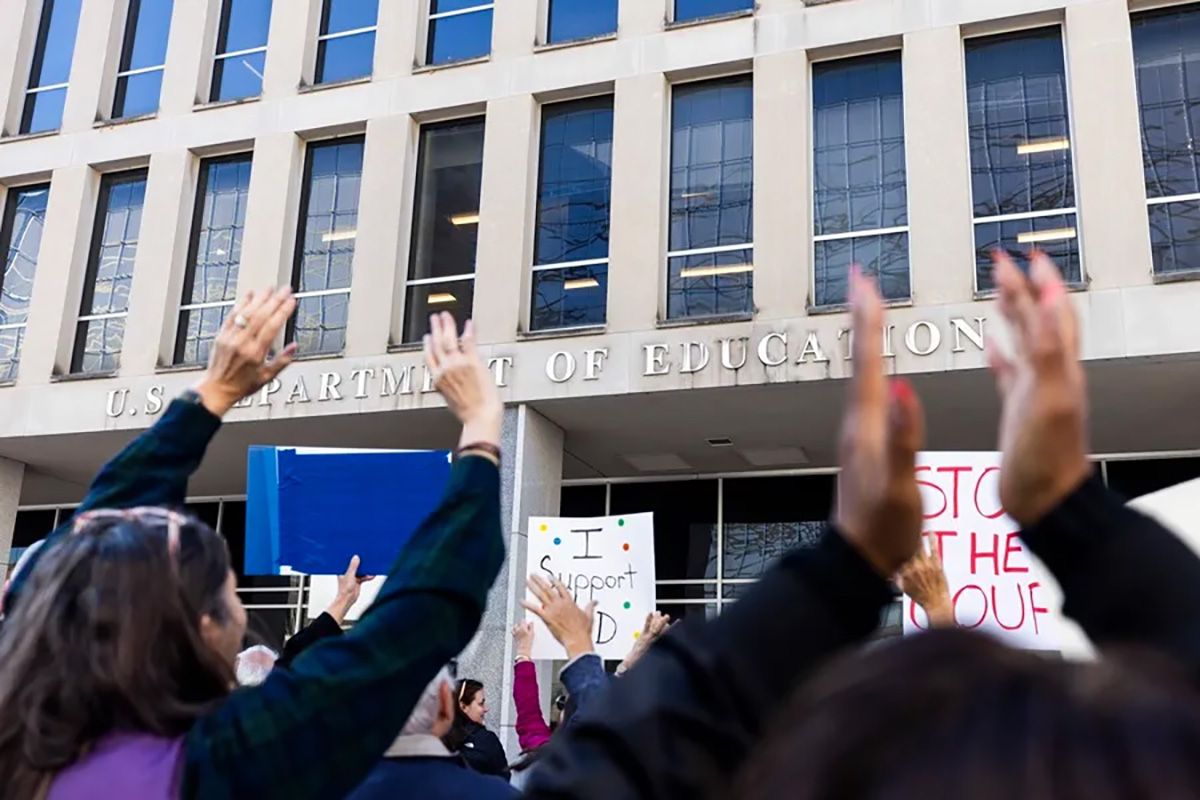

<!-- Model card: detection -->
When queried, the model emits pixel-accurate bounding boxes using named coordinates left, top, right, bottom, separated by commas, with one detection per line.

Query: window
left=426, top=0, right=493, bottom=66
left=316, top=0, right=378, bottom=84
left=211, top=0, right=272, bottom=102
left=403, top=118, right=484, bottom=343
left=175, top=155, right=253, bottom=366
left=667, top=76, right=754, bottom=320
left=812, top=52, right=909, bottom=307
left=1132, top=5, right=1200, bottom=276
left=0, top=185, right=50, bottom=382
left=674, top=0, right=752, bottom=24
left=20, top=0, right=83, bottom=134
left=531, top=97, right=614, bottom=331
left=112, top=0, right=174, bottom=118
left=547, top=0, right=617, bottom=44
left=966, top=28, right=1079, bottom=291
left=72, top=171, right=147, bottom=375
left=289, top=137, right=363, bottom=356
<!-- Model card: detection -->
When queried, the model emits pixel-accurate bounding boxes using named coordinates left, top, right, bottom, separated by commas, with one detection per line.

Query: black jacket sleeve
left=525, top=527, right=894, bottom=800
left=462, top=727, right=511, bottom=779
left=1021, top=475, right=1200, bottom=670
left=277, top=611, right=344, bottom=668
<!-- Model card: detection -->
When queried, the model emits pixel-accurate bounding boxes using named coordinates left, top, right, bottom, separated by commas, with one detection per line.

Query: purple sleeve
left=513, top=660, right=552, bottom=752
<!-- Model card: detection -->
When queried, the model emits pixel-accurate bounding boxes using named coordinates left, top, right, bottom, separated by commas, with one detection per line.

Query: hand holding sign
left=896, top=540, right=953, bottom=628
left=523, top=575, right=597, bottom=660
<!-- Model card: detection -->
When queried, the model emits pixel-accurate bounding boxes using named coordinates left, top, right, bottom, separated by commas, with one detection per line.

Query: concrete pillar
left=17, top=166, right=100, bottom=383
left=121, top=150, right=196, bottom=374
left=345, top=115, right=416, bottom=356
left=492, top=0, right=538, bottom=61
left=753, top=49, right=809, bottom=320
left=619, top=0, right=668, bottom=35
left=0, top=0, right=40, bottom=137
left=606, top=73, right=668, bottom=331
left=60, top=0, right=119, bottom=132
left=473, top=94, right=539, bottom=343
left=458, top=404, right=564, bottom=760
left=262, top=0, right=315, bottom=98
left=1065, top=0, right=1153, bottom=289
left=375, top=0, right=419, bottom=79
left=0, top=457, right=24, bottom=582
left=238, top=132, right=305, bottom=294
left=158, top=0, right=216, bottom=113
left=904, top=26, right=976, bottom=305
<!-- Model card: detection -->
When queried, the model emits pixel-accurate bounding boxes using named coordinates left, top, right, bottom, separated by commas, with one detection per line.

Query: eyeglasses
left=71, top=507, right=189, bottom=558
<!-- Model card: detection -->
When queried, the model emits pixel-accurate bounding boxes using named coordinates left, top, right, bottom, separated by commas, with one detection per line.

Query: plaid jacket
left=8, top=399, right=506, bottom=799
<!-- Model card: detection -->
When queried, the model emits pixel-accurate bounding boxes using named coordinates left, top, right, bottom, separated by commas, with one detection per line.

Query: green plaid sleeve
left=182, top=455, right=506, bottom=800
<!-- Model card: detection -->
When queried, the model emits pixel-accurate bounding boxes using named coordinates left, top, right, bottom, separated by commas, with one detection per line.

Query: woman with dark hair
left=444, top=679, right=510, bottom=779
left=0, top=294, right=507, bottom=800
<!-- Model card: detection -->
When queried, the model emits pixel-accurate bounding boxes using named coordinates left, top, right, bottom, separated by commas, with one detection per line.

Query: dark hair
left=443, top=679, right=485, bottom=752
left=738, top=629, right=1200, bottom=800
left=0, top=514, right=236, bottom=796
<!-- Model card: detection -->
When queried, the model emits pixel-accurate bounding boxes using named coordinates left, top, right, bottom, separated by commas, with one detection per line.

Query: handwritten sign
left=903, top=452, right=1062, bottom=650
left=527, top=513, right=656, bottom=661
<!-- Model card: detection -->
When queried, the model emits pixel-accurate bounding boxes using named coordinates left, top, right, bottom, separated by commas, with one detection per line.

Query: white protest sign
left=526, top=513, right=656, bottom=661
left=903, top=452, right=1063, bottom=650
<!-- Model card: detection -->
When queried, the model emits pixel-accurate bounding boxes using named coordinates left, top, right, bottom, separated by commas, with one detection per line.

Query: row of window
left=14, top=0, right=757, bottom=136
left=2, top=9, right=1199, bottom=379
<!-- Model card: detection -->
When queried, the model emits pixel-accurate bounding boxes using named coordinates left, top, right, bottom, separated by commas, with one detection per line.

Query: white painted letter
left=681, top=342, right=710, bottom=374
left=583, top=349, right=608, bottom=381
left=257, top=378, right=281, bottom=406
left=105, top=389, right=130, bottom=418
left=950, top=317, right=986, bottom=353
left=643, top=344, right=670, bottom=376
left=350, top=368, right=375, bottom=398
left=719, top=337, right=750, bottom=370
left=380, top=366, right=413, bottom=397
left=546, top=351, right=577, bottom=383
left=904, top=321, right=942, bottom=356
left=796, top=332, right=830, bottom=364
left=319, top=372, right=343, bottom=401
left=286, top=376, right=311, bottom=404
left=488, top=356, right=514, bottom=387
left=145, top=385, right=165, bottom=415
left=757, top=332, right=788, bottom=367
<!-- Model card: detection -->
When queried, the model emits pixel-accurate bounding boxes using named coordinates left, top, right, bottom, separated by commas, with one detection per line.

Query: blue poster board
left=245, top=447, right=453, bottom=575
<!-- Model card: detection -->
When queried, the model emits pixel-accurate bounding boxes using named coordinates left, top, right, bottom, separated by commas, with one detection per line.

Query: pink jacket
left=513, top=659, right=552, bottom=752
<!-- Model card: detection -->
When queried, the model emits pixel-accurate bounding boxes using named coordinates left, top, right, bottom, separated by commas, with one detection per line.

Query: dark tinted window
left=560, top=485, right=607, bottom=517
left=674, top=0, right=752, bottom=23
left=610, top=480, right=718, bottom=582
left=316, top=0, right=378, bottom=84
left=0, top=184, right=50, bottom=382
left=21, top=0, right=84, bottom=133
left=113, top=0, right=174, bottom=118
left=427, top=1, right=493, bottom=65
left=722, top=476, right=834, bottom=579
left=1106, top=458, right=1200, bottom=501
left=212, top=0, right=272, bottom=102
left=13, top=509, right=57, bottom=548
left=547, top=0, right=617, bottom=43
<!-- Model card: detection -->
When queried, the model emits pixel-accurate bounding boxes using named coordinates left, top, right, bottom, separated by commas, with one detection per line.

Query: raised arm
left=512, top=622, right=553, bottom=752
left=990, top=251, right=1200, bottom=668
left=526, top=270, right=927, bottom=799
left=183, top=313, right=508, bottom=800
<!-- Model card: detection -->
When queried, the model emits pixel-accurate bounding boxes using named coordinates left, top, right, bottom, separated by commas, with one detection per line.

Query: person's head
left=235, top=645, right=279, bottom=687
left=0, top=508, right=244, bottom=796
left=738, top=628, right=1200, bottom=800
left=456, top=678, right=488, bottom=724
left=399, top=667, right=456, bottom=740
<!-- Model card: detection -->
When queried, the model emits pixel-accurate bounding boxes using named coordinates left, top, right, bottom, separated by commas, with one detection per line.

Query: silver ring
left=233, top=314, right=249, bottom=329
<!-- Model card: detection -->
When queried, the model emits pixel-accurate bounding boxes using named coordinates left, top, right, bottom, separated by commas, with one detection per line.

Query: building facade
left=3, top=0, right=1200, bottom=752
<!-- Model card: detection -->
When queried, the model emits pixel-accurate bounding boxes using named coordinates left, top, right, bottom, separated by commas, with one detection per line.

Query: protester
left=895, top=538, right=954, bottom=628
left=0, top=296, right=507, bottom=800
left=523, top=254, right=1200, bottom=800
left=443, top=678, right=510, bottom=779
left=235, top=644, right=278, bottom=687
left=346, top=667, right=519, bottom=800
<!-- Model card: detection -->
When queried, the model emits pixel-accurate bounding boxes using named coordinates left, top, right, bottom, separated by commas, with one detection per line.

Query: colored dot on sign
left=618, top=519, right=625, bottom=527
left=623, top=543, right=630, bottom=552
left=539, top=524, right=548, bottom=533
left=553, top=537, right=562, bottom=545
left=633, top=631, right=641, bottom=639
left=623, top=601, right=631, bottom=610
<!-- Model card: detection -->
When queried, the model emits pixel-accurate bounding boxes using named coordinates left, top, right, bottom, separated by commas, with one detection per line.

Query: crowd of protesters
left=2, top=251, right=1200, bottom=799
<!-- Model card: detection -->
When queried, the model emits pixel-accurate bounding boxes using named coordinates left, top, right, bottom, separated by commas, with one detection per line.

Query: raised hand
left=326, top=555, right=374, bottom=625
left=522, top=575, right=596, bottom=661
left=896, top=539, right=954, bottom=628
left=423, top=312, right=503, bottom=450
left=512, top=621, right=535, bottom=661
left=195, top=287, right=297, bottom=417
left=989, top=251, right=1092, bottom=526
left=834, top=268, right=926, bottom=577
left=617, top=611, right=673, bottom=674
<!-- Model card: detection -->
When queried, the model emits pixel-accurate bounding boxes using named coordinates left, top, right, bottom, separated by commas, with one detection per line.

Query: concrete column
left=238, top=132, right=305, bottom=294
left=158, top=0, right=216, bottom=113
left=903, top=26, right=976, bottom=305
left=0, top=0, right=40, bottom=137
left=17, top=166, right=99, bottom=384
left=0, top=457, right=25, bottom=582
left=375, top=0, right=419, bottom=79
left=345, top=115, right=416, bottom=356
left=619, top=0, right=668, bottom=36
left=492, top=0, right=538, bottom=61
left=472, top=94, right=539, bottom=343
left=121, top=150, right=196, bottom=374
left=458, top=404, right=564, bottom=760
left=262, top=0, right=315, bottom=98
left=753, top=49, right=809, bottom=320
left=60, top=0, right=119, bottom=132
left=1065, top=0, right=1153, bottom=289
left=606, top=73, right=668, bottom=331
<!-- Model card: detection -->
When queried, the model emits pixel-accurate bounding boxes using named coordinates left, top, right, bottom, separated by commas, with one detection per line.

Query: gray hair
left=400, top=667, right=454, bottom=736
left=235, top=645, right=279, bottom=686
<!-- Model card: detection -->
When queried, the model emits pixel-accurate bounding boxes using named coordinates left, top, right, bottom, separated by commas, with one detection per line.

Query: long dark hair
left=443, top=678, right=484, bottom=752
left=738, top=629, right=1200, bottom=800
left=0, top=514, right=235, bottom=796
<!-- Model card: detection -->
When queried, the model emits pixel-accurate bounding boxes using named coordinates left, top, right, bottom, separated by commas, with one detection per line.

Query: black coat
left=454, top=721, right=510, bottom=780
